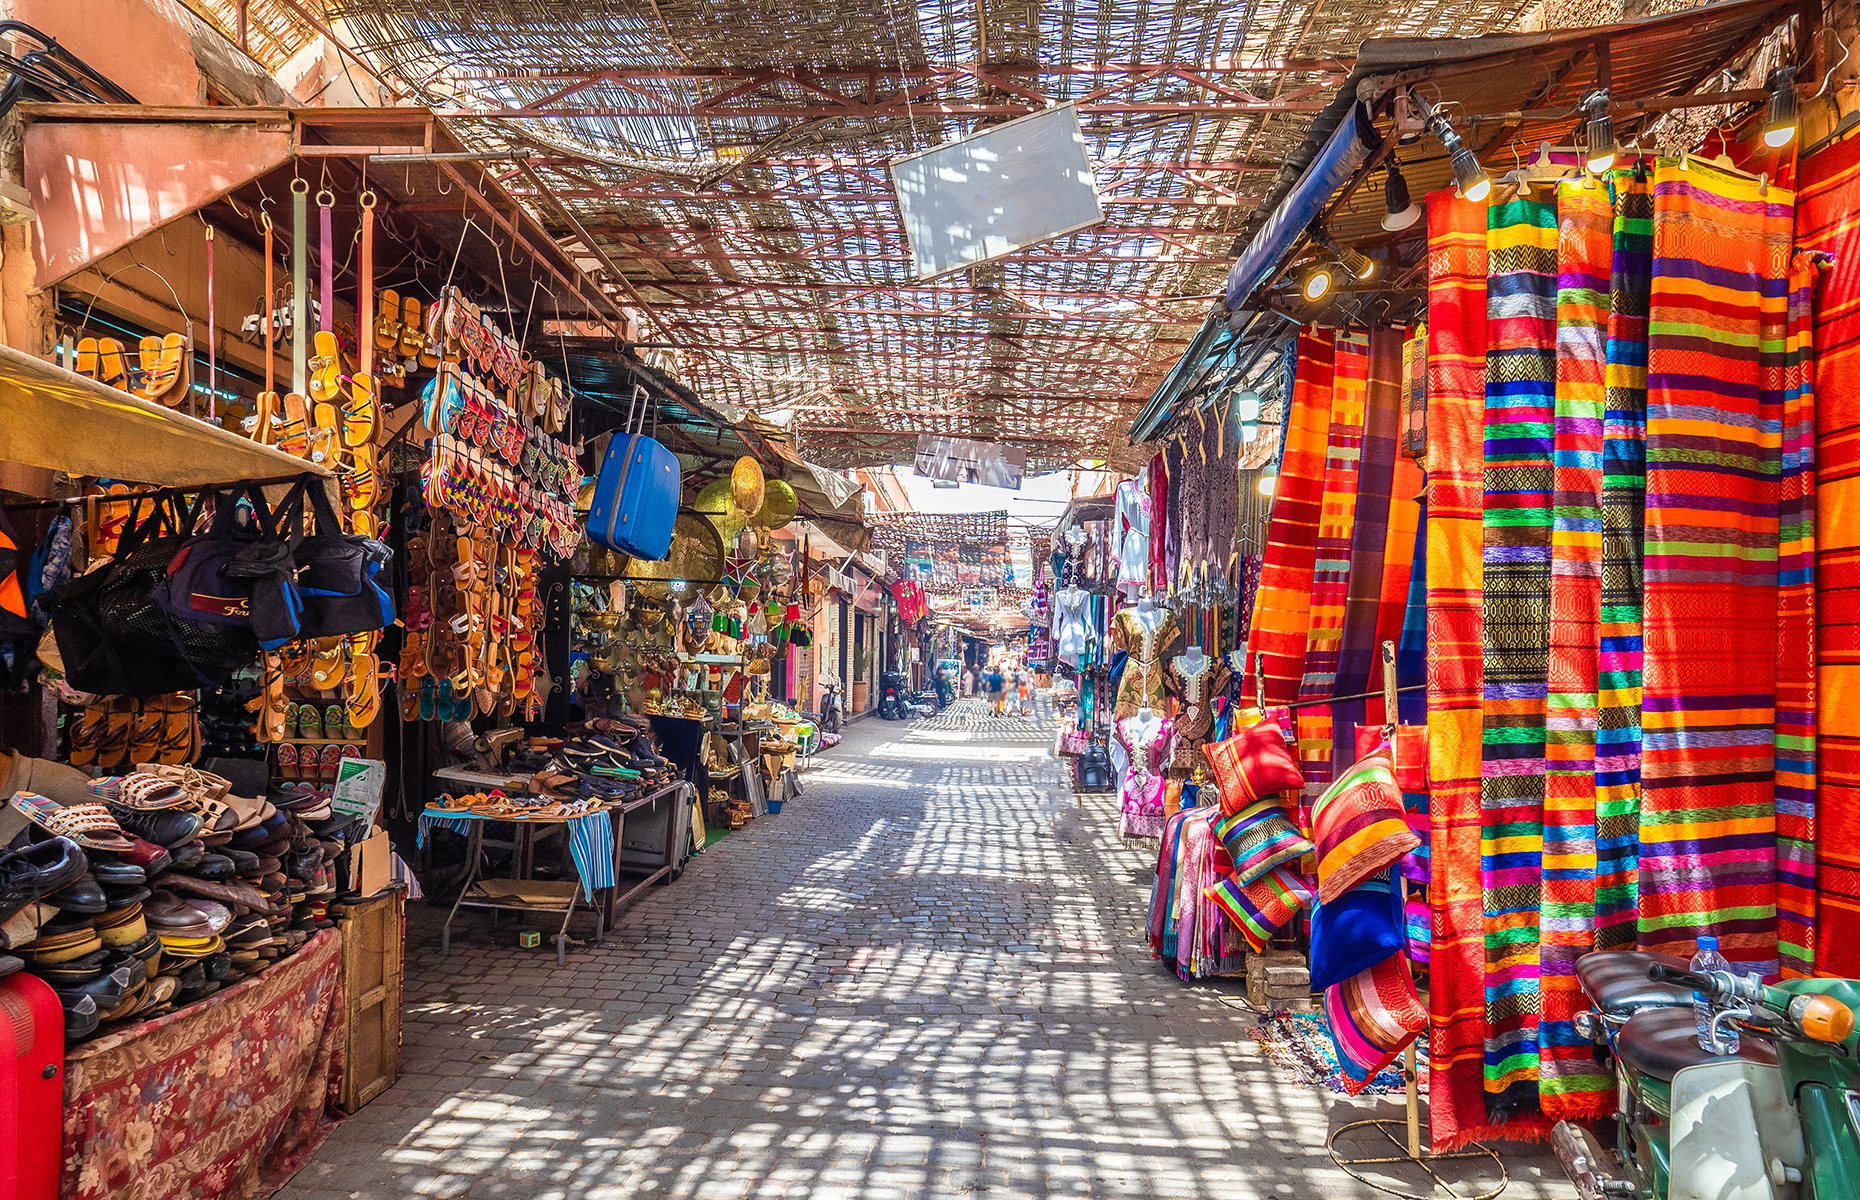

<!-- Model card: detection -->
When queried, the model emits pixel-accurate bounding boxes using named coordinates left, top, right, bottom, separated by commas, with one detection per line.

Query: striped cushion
left=1214, top=797, right=1314, bottom=884
left=1204, top=713, right=1303, bottom=817
left=1205, top=865, right=1312, bottom=954
left=1309, top=749, right=1419, bottom=904
left=1324, top=954, right=1426, bottom=1097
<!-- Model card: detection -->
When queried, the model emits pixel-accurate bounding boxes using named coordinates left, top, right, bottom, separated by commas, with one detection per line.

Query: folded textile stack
left=2, top=763, right=359, bottom=1043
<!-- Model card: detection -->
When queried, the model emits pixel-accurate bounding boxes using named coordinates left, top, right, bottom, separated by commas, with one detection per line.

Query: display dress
left=1116, top=711, right=1174, bottom=846
left=1111, top=606, right=1181, bottom=719
left=1111, top=478, right=1152, bottom=601
left=1051, top=586, right=1091, bottom=667
left=1167, top=651, right=1231, bottom=745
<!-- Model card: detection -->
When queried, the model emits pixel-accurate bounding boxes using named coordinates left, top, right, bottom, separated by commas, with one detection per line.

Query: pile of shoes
left=0, top=763, right=347, bottom=1043
left=505, top=717, right=676, bottom=802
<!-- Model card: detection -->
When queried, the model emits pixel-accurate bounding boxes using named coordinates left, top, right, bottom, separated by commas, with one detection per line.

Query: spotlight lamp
left=1301, top=262, right=1336, bottom=303
left=1764, top=64, right=1799, bottom=148
left=1412, top=93, right=1490, bottom=201
left=1382, top=164, right=1423, bottom=231
left=1582, top=90, right=1618, bottom=174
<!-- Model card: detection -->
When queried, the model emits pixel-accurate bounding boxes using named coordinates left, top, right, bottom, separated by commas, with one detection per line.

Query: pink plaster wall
left=3, top=0, right=202, bottom=107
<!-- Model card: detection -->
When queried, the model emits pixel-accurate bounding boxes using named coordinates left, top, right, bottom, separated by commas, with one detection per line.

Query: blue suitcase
left=588, top=425, right=680, bottom=560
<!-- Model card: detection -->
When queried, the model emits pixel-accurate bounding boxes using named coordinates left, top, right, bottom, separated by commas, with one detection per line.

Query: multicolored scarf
left=1638, top=159, right=1792, bottom=977
left=1481, top=187, right=1557, bottom=1123
left=1774, top=252, right=1821, bottom=979
left=1333, top=327, right=1405, bottom=767
left=1424, top=191, right=1520, bottom=1152
left=1596, top=170, right=1652, bottom=954
left=1297, top=332, right=1369, bottom=786
left=1539, top=179, right=1611, bottom=1121
left=1799, top=132, right=1860, bottom=978
left=1249, top=331, right=1334, bottom=706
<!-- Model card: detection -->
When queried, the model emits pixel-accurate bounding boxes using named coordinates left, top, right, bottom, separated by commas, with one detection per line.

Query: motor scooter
left=878, top=671, right=911, bottom=720
left=815, top=682, right=842, bottom=733
left=1553, top=951, right=1860, bottom=1200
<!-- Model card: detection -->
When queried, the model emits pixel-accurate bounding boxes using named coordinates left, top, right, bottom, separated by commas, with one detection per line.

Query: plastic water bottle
left=1691, top=936, right=1738, bottom=1053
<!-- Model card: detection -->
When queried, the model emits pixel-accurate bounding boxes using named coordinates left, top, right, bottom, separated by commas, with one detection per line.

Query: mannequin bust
left=1176, top=644, right=1207, bottom=675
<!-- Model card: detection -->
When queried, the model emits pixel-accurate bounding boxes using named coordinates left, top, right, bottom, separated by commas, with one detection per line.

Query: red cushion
left=1204, top=711, right=1303, bottom=817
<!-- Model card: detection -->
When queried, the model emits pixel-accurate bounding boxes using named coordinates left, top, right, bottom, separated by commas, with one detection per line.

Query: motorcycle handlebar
left=1649, top=963, right=1719, bottom=994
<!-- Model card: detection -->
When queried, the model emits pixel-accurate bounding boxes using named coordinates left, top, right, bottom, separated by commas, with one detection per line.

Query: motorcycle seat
left=1575, top=950, right=1694, bottom=1015
left=1615, top=1006, right=1777, bottom=1083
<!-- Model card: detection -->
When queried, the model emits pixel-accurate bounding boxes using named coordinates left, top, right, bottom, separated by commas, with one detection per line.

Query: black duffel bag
left=50, top=491, right=257, bottom=695
left=294, top=478, right=394, bottom=638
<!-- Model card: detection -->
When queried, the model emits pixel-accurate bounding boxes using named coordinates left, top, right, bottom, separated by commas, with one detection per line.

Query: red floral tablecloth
left=61, top=929, right=344, bottom=1200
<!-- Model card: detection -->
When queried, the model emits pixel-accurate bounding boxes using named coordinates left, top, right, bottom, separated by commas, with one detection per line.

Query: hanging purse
left=294, top=479, right=395, bottom=638
left=159, top=484, right=303, bottom=649
left=52, top=491, right=255, bottom=695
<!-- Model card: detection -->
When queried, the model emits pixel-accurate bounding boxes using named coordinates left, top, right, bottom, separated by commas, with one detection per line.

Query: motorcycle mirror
left=1795, top=994, right=1856, bottom=1043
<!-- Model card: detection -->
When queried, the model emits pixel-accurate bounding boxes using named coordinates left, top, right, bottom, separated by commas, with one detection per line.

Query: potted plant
left=851, top=647, right=870, bottom=712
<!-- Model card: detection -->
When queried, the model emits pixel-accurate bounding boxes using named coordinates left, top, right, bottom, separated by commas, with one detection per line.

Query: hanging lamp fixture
left=1764, top=65, right=1799, bottom=147
left=1582, top=90, right=1618, bottom=174
left=1411, top=94, right=1490, bottom=202
left=1382, top=164, right=1423, bottom=231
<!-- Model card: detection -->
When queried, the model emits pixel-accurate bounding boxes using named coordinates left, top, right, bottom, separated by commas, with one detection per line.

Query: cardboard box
left=345, top=826, right=393, bottom=898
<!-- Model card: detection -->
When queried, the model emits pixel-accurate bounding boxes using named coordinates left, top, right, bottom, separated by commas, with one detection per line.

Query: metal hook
left=290, top=176, right=309, bottom=196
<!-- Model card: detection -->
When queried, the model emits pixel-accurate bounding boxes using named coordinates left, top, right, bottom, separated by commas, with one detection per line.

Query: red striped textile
left=1539, top=180, right=1612, bottom=1119
left=1425, top=191, right=1537, bottom=1151
left=1248, top=330, right=1335, bottom=707
left=1637, top=159, right=1792, bottom=977
left=1774, top=251, right=1821, bottom=978
left=1296, top=331, right=1369, bottom=786
left=1799, top=132, right=1860, bottom=977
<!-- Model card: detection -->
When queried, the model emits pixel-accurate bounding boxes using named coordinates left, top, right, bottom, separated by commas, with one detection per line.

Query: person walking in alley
left=985, top=665, right=1005, bottom=716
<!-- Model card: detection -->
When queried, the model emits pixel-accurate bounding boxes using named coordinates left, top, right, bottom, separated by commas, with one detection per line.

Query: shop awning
left=0, top=344, right=332, bottom=488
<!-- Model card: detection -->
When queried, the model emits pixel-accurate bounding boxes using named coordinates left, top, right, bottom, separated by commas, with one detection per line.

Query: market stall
left=1065, top=0, right=1855, bottom=1164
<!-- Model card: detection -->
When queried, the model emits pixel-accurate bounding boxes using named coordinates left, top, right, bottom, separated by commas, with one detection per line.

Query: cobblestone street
left=281, top=699, right=1572, bottom=1200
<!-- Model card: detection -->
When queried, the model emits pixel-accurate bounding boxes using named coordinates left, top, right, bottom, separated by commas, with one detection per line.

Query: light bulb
left=1764, top=65, right=1799, bottom=148
left=1301, top=265, right=1335, bottom=303
left=1257, top=473, right=1278, bottom=497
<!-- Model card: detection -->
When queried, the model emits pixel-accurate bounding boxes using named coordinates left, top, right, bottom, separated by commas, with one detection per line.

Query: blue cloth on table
left=417, top=809, right=616, bottom=900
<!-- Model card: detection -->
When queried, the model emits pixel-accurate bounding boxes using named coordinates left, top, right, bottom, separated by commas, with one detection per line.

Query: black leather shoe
left=45, top=872, right=107, bottom=914
left=54, top=966, right=132, bottom=1014
left=102, top=883, right=152, bottom=908
left=169, top=841, right=205, bottom=873
left=105, top=806, right=204, bottom=850
left=0, top=836, right=88, bottom=926
left=63, top=993, right=98, bottom=1041
left=192, top=854, right=235, bottom=882
left=92, top=859, right=147, bottom=887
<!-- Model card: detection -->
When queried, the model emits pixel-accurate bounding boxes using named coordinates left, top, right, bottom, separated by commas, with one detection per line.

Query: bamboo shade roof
left=183, top=0, right=1542, bottom=469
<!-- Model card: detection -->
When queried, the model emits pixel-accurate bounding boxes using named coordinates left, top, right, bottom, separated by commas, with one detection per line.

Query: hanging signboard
left=911, top=435, right=1028, bottom=490
left=890, top=103, right=1105, bottom=281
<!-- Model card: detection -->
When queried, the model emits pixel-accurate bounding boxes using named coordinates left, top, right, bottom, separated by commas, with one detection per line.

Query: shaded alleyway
left=280, top=699, right=1570, bottom=1200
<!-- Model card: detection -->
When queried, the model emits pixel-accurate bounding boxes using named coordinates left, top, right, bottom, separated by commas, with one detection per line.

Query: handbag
left=294, top=479, right=394, bottom=638
left=158, top=484, right=303, bottom=649
left=51, top=492, right=255, bottom=695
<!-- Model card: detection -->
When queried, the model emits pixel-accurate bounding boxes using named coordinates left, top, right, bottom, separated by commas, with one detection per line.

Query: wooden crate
left=335, top=886, right=404, bottom=1114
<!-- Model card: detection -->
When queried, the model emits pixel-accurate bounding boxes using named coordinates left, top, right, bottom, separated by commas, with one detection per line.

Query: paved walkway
left=282, top=698, right=1572, bottom=1200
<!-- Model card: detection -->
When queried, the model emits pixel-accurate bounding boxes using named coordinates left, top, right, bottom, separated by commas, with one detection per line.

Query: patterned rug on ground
left=1249, top=1008, right=1430, bottom=1096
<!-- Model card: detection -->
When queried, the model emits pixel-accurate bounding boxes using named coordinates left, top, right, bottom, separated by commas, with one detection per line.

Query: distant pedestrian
left=1015, top=668, right=1033, bottom=717
left=985, top=667, right=1005, bottom=715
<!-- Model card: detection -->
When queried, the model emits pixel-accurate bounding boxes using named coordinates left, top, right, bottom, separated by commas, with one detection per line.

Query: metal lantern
left=1400, top=323, right=1428, bottom=466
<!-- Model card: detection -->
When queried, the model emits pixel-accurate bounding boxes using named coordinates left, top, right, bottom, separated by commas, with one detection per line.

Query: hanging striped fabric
left=1798, top=132, right=1860, bottom=978
left=1538, top=179, right=1611, bottom=1121
left=1425, top=191, right=1524, bottom=1153
left=1248, top=331, right=1335, bottom=706
left=1638, top=158, right=1791, bottom=978
left=1773, top=250, right=1822, bottom=979
left=1296, top=331, right=1370, bottom=787
left=1481, top=186, right=1557, bottom=1123
left=1595, top=170, right=1653, bottom=954
left=1332, top=327, right=1405, bottom=770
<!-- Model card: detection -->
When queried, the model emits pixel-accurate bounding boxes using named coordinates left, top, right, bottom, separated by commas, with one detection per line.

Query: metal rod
left=1, top=471, right=326, bottom=510
left=1280, top=683, right=1423, bottom=711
